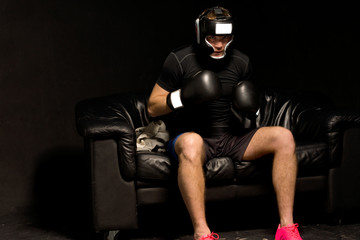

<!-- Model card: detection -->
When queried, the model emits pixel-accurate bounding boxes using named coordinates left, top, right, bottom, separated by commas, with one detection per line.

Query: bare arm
left=147, top=83, right=172, bottom=117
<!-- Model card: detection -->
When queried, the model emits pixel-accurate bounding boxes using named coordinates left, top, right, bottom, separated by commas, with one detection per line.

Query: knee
left=175, top=132, right=205, bottom=162
left=272, top=127, right=296, bottom=152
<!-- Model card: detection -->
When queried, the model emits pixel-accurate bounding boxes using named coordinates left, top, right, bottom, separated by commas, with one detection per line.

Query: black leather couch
left=75, top=88, right=360, bottom=235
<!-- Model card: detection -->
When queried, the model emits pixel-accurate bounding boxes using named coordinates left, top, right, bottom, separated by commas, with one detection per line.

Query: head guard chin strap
left=195, top=6, right=234, bottom=59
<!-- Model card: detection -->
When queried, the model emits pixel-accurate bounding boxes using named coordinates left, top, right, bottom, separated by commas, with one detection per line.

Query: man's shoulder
left=171, top=44, right=197, bottom=62
left=229, top=48, right=250, bottom=64
left=172, top=44, right=195, bottom=54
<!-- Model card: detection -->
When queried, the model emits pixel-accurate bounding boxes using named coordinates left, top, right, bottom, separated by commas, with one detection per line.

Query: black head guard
left=195, top=6, right=234, bottom=59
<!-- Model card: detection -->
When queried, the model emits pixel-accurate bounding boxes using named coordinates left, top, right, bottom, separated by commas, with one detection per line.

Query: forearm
left=147, top=83, right=173, bottom=117
left=147, top=95, right=172, bottom=117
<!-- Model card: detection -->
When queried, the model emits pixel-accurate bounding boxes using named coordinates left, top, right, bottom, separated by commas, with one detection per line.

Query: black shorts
left=167, top=128, right=259, bottom=162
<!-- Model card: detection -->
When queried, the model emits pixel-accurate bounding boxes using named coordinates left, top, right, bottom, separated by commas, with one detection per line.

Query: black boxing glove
left=231, top=81, right=260, bottom=119
left=166, top=70, right=222, bottom=110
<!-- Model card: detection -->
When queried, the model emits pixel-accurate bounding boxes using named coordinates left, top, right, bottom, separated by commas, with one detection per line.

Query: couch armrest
left=75, top=94, right=148, bottom=137
left=88, top=139, right=137, bottom=231
left=296, top=109, right=360, bottom=167
left=77, top=117, right=135, bottom=138
left=326, top=111, right=360, bottom=167
left=326, top=111, right=360, bottom=132
left=77, top=117, right=137, bottom=180
left=75, top=94, right=149, bottom=180
left=328, top=128, right=360, bottom=219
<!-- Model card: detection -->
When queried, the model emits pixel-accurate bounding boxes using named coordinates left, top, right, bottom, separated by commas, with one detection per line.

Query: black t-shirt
left=157, top=44, right=252, bottom=137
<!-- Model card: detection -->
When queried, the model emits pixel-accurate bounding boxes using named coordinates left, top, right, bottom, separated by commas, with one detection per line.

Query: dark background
left=0, top=0, right=359, bottom=233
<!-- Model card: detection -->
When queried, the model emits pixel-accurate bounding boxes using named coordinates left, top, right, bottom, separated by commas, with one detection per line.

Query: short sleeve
left=156, top=52, right=183, bottom=92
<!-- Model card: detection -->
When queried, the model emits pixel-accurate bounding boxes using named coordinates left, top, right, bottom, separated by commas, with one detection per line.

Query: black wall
left=0, top=0, right=359, bottom=226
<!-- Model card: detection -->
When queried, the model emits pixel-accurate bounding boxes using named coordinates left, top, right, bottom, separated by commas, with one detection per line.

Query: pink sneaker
left=275, top=223, right=303, bottom=240
left=198, top=232, right=219, bottom=240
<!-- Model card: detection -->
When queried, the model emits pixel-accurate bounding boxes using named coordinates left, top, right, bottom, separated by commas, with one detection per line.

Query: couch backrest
left=76, top=89, right=334, bottom=141
left=257, top=88, right=334, bottom=141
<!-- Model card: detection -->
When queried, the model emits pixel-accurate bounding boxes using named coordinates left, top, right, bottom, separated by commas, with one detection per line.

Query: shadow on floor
left=30, top=146, right=95, bottom=239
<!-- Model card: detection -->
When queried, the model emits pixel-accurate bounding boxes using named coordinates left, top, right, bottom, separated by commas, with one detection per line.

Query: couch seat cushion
left=136, top=153, right=236, bottom=184
left=135, top=141, right=329, bottom=184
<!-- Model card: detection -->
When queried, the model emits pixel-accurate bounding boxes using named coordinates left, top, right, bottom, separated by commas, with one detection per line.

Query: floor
left=1, top=213, right=360, bottom=240
left=1, top=200, right=360, bottom=240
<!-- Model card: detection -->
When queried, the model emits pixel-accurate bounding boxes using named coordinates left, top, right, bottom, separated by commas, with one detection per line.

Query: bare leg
left=175, top=132, right=210, bottom=239
left=243, top=126, right=297, bottom=227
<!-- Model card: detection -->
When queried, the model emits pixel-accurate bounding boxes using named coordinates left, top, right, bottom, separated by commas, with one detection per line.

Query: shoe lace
left=199, top=232, right=219, bottom=240
left=287, top=223, right=301, bottom=238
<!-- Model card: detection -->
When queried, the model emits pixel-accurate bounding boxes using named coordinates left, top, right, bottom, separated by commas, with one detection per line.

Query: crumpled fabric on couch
left=135, top=120, right=169, bottom=152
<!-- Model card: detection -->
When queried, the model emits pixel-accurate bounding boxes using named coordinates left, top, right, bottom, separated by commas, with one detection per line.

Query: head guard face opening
left=195, top=7, right=234, bottom=59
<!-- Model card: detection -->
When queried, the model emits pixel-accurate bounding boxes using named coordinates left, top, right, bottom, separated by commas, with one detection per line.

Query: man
left=147, top=6, right=303, bottom=240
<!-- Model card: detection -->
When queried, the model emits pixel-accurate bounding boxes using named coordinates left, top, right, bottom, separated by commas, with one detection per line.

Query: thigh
left=242, top=126, right=284, bottom=161
left=214, top=129, right=259, bottom=162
